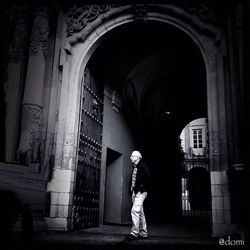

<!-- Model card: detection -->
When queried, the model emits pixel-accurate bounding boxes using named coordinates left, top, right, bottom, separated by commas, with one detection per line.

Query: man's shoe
left=125, top=234, right=138, bottom=241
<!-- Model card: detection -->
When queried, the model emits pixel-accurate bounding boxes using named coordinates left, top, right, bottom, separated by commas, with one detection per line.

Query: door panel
left=73, top=67, right=103, bottom=229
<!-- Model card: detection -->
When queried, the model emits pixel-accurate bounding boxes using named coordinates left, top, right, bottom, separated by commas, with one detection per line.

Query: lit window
left=193, top=129, right=203, bottom=148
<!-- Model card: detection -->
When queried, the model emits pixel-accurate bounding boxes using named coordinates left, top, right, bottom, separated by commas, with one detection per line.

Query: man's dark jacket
left=129, top=160, right=151, bottom=195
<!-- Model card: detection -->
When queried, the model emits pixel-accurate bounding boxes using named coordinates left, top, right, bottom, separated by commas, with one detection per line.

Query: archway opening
left=180, top=118, right=211, bottom=224
left=86, top=20, right=207, bottom=224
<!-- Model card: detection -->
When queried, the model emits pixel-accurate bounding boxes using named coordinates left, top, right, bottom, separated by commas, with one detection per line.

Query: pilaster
left=4, top=6, right=29, bottom=162
left=19, top=6, right=50, bottom=164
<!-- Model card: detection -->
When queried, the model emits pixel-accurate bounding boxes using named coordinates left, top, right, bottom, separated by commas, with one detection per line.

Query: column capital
left=29, top=6, right=50, bottom=57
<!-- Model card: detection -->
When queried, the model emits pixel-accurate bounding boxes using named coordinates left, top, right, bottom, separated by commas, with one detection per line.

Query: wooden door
left=73, top=67, right=103, bottom=229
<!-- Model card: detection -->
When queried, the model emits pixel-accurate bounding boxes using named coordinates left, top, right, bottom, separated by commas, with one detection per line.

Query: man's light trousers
left=130, top=191, right=148, bottom=237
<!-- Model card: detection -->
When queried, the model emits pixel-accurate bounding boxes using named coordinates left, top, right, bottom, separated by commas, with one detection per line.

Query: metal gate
left=73, top=67, right=103, bottom=229
left=181, top=157, right=211, bottom=218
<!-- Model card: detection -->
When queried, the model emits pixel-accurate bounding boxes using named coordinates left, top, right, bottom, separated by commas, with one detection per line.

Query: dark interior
left=88, top=21, right=207, bottom=223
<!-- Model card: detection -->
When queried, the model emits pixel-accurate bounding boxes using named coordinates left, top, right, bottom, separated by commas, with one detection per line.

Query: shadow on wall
left=0, top=190, right=33, bottom=248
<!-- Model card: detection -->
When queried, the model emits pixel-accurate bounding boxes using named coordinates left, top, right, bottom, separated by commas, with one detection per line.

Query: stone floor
left=5, top=221, right=246, bottom=250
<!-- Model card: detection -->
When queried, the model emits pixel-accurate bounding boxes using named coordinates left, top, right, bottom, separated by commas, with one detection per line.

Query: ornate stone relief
left=65, top=3, right=219, bottom=42
left=24, top=105, right=42, bottom=146
left=29, top=16, right=49, bottom=57
left=19, top=105, right=42, bottom=152
left=67, top=5, right=114, bottom=37
left=184, top=2, right=216, bottom=24
left=18, top=104, right=43, bottom=163
left=133, top=4, right=148, bottom=21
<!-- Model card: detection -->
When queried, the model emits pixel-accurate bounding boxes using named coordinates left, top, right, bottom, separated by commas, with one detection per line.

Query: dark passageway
left=88, top=21, right=207, bottom=224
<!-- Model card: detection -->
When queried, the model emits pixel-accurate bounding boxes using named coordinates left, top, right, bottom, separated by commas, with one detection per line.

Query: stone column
left=18, top=6, right=50, bottom=164
left=226, top=3, right=245, bottom=166
left=208, top=48, right=235, bottom=237
left=4, top=6, right=29, bottom=162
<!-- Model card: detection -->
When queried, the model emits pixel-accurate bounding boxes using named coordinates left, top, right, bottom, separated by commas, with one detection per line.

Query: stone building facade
left=0, top=0, right=249, bottom=239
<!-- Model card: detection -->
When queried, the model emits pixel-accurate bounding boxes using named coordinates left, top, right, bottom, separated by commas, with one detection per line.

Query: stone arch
left=48, top=4, right=232, bottom=236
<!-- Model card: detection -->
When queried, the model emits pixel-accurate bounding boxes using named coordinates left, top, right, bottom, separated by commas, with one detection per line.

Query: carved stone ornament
left=184, top=2, right=216, bottom=24
left=29, top=17, right=49, bottom=57
left=133, top=4, right=148, bottom=21
left=67, top=5, right=112, bottom=37
left=18, top=104, right=42, bottom=154
left=28, top=107, right=42, bottom=150
left=24, top=105, right=42, bottom=131
left=18, top=105, right=43, bottom=164
left=9, top=24, right=28, bottom=62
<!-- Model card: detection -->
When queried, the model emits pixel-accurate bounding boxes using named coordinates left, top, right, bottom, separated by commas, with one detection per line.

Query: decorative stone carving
left=18, top=104, right=43, bottom=164
left=29, top=8, right=49, bottom=57
left=30, top=21, right=49, bottom=57
left=133, top=4, right=148, bottom=21
left=23, top=105, right=42, bottom=148
left=64, top=133, right=74, bottom=146
left=67, top=5, right=112, bottom=36
left=184, top=2, right=216, bottom=24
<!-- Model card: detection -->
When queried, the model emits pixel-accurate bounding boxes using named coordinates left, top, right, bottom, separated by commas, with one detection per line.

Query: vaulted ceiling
left=88, top=20, right=207, bottom=134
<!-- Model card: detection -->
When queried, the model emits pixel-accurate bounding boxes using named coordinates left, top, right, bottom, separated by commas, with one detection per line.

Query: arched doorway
left=75, top=20, right=207, bottom=226
left=49, top=4, right=233, bottom=236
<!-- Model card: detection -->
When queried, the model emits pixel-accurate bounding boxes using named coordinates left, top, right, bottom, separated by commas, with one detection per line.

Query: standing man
left=126, top=150, right=150, bottom=240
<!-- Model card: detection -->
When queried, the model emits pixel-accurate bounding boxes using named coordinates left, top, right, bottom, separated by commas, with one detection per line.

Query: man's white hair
left=132, top=150, right=142, bottom=159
